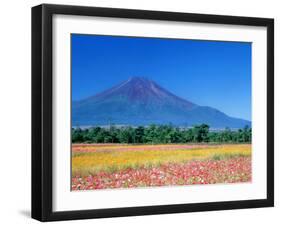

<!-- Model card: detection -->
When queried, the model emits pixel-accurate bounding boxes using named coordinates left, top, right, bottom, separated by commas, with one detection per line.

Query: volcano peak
left=126, top=76, right=153, bottom=86
left=72, top=77, right=251, bottom=128
left=128, top=76, right=150, bottom=82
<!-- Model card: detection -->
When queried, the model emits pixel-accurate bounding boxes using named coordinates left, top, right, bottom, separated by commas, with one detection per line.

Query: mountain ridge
left=72, top=77, right=251, bottom=128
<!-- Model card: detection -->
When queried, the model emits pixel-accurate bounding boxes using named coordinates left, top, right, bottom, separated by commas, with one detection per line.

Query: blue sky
left=72, top=34, right=252, bottom=121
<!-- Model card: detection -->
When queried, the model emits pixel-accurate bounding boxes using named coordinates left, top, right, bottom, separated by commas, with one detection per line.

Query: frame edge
left=266, top=19, right=274, bottom=207
left=31, top=4, right=44, bottom=221
left=32, top=4, right=54, bottom=222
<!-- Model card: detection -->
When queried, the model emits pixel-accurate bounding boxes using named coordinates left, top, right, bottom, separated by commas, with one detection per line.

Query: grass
left=72, top=144, right=251, bottom=176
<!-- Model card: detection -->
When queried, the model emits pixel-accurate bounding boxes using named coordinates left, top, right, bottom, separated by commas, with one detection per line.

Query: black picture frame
left=32, top=4, right=274, bottom=222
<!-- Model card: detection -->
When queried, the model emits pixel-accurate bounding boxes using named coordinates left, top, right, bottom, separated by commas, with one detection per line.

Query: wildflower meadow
left=72, top=143, right=251, bottom=190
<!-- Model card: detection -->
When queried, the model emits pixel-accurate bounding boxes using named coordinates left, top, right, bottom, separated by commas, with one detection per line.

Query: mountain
left=72, top=77, right=251, bottom=128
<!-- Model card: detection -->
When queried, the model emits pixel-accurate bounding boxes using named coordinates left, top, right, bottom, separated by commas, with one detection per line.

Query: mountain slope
left=72, top=77, right=251, bottom=128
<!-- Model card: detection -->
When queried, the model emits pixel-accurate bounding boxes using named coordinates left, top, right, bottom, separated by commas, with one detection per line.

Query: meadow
left=72, top=143, right=251, bottom=190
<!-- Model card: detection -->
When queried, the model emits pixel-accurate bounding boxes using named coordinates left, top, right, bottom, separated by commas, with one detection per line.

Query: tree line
left=72, top=124, right=251, bottom=144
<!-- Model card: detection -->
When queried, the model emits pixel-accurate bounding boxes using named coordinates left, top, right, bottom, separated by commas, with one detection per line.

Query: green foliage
left=72, top=124, right=252, bottom=144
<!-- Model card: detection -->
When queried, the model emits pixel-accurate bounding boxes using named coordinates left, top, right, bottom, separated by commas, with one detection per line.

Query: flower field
left=72, top=144, right=251, bottom=190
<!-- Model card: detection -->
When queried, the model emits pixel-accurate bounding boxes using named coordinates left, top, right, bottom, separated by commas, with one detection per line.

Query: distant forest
left=72, top=124, right=251, bottom=144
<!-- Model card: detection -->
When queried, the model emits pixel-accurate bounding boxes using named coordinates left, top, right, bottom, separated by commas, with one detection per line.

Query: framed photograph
left=32, top=4, right=274, bottom=221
